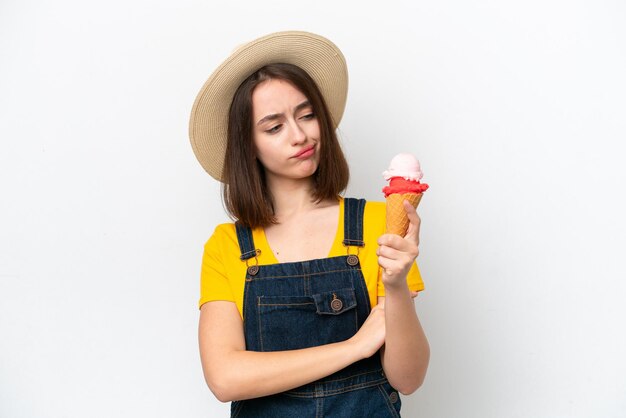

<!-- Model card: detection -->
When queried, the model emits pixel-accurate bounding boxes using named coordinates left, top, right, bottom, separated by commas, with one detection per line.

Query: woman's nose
left=290, top=121, right=307, bottom=145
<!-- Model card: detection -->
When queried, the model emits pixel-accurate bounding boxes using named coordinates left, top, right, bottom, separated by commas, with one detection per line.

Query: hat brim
left=189, top=31, right=348, bottom=182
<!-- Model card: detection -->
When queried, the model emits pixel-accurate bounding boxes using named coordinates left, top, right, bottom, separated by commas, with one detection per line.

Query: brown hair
left=222, top=63, right=349, bottom=227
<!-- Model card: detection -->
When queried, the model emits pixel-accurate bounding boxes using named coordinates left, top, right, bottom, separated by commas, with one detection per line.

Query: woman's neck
left=266, top=177, right=328, bottom=220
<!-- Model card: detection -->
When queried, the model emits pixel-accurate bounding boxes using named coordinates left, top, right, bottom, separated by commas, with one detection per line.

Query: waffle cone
left=385, top=193, right=423, bottom=236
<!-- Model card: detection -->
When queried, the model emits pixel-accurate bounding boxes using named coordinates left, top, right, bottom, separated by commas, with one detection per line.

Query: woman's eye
left=266, top=124, right=282, bottom=134
left=301, top=113, right=315, bottom=120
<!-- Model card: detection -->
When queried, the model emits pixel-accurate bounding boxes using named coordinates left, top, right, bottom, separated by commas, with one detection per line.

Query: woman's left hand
left=376, top=200, right=421, bottom=289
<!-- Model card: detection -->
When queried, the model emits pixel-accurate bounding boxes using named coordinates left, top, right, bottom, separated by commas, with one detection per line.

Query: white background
left=1, top=0, right=625, bottom=417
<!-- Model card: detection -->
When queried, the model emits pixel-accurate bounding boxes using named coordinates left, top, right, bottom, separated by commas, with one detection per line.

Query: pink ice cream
left=382, top=153, right=429, bottom=197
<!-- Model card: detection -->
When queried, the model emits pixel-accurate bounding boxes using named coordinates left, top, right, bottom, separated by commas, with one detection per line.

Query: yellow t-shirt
left=199, top=198, right=425, bottom=317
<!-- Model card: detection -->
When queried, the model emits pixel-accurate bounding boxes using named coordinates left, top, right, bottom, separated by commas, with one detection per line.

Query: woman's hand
left=374, top=201, right=430, bottom=394
left=349, top=303, right=386, bottom=359
left=376, top=200, right=421, bottom=290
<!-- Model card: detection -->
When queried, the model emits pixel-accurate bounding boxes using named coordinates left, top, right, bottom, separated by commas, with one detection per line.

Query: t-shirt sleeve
left=198, top=226, right=235, bottom=309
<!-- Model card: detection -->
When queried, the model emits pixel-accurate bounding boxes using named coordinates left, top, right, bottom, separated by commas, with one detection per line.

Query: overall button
left=330, top=298, right=343, bottom=312
left=346, top=255, right=359, bottom=266
left=389, top=391, right=399, bottom=403
left=247, top=265, right=259, bottom=276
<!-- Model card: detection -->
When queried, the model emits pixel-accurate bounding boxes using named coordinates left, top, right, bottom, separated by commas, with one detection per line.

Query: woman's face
left=251, top=78, right=321, bottom=185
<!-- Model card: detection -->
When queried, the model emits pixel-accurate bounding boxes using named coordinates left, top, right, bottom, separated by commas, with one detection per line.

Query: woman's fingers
left=377, top=233, right=411, bottom=253
left=377, top=202, right=422, bottom=283
left=354, top=304, right=386, bottom=358
left=378, top=254, right=417, bottom=278
left=377, top=235, right=419, bottom=260
left=403, top=200, right=421, bottom=245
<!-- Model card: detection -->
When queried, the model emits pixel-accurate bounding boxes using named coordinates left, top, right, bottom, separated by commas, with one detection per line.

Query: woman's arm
left=377, top=292, right=429, bottom=394
left=198, top=300, right=385, bottom=402
left=376, top=200, right=430, bottom=394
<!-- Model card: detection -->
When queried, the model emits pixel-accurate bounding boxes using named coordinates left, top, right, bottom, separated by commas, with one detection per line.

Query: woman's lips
left=293, top=146, right=315, bottom=159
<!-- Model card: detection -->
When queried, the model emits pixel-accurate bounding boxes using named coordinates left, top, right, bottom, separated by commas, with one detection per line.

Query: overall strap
left=342, top=198, right=366, bottom=248
left=235, top=223, right=258, bottom=261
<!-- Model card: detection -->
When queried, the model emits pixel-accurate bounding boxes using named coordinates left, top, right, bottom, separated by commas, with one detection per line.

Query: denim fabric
left=232, top=198, right=402, bottom=418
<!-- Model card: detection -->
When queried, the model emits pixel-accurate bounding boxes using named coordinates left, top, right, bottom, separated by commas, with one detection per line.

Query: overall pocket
left=257, top=288, right=358, bottom=352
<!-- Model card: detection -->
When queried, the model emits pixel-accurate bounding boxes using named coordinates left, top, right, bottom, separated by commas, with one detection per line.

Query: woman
left=189, top=31, right=429, bottom=417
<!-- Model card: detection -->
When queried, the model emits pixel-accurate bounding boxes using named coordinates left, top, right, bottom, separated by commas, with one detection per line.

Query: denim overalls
left=231, top=198, right=402, bottom=418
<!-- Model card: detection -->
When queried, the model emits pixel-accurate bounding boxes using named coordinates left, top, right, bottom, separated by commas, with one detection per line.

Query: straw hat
left=188, top=30, right=348, bottom=181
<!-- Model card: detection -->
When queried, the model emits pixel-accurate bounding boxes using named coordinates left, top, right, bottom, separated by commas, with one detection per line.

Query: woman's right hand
left=349, top=304, right=386, bottom=359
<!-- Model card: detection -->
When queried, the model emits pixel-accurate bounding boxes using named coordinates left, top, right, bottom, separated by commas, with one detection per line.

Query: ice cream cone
left=385, top=193, right=422, bottom=236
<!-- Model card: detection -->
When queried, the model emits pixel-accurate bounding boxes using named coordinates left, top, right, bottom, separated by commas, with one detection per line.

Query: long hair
left=222, top=63, right=349, bottom=227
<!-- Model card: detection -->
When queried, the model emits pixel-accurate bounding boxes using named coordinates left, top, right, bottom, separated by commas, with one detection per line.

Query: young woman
left=189, top=31, right=429, bottom=418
